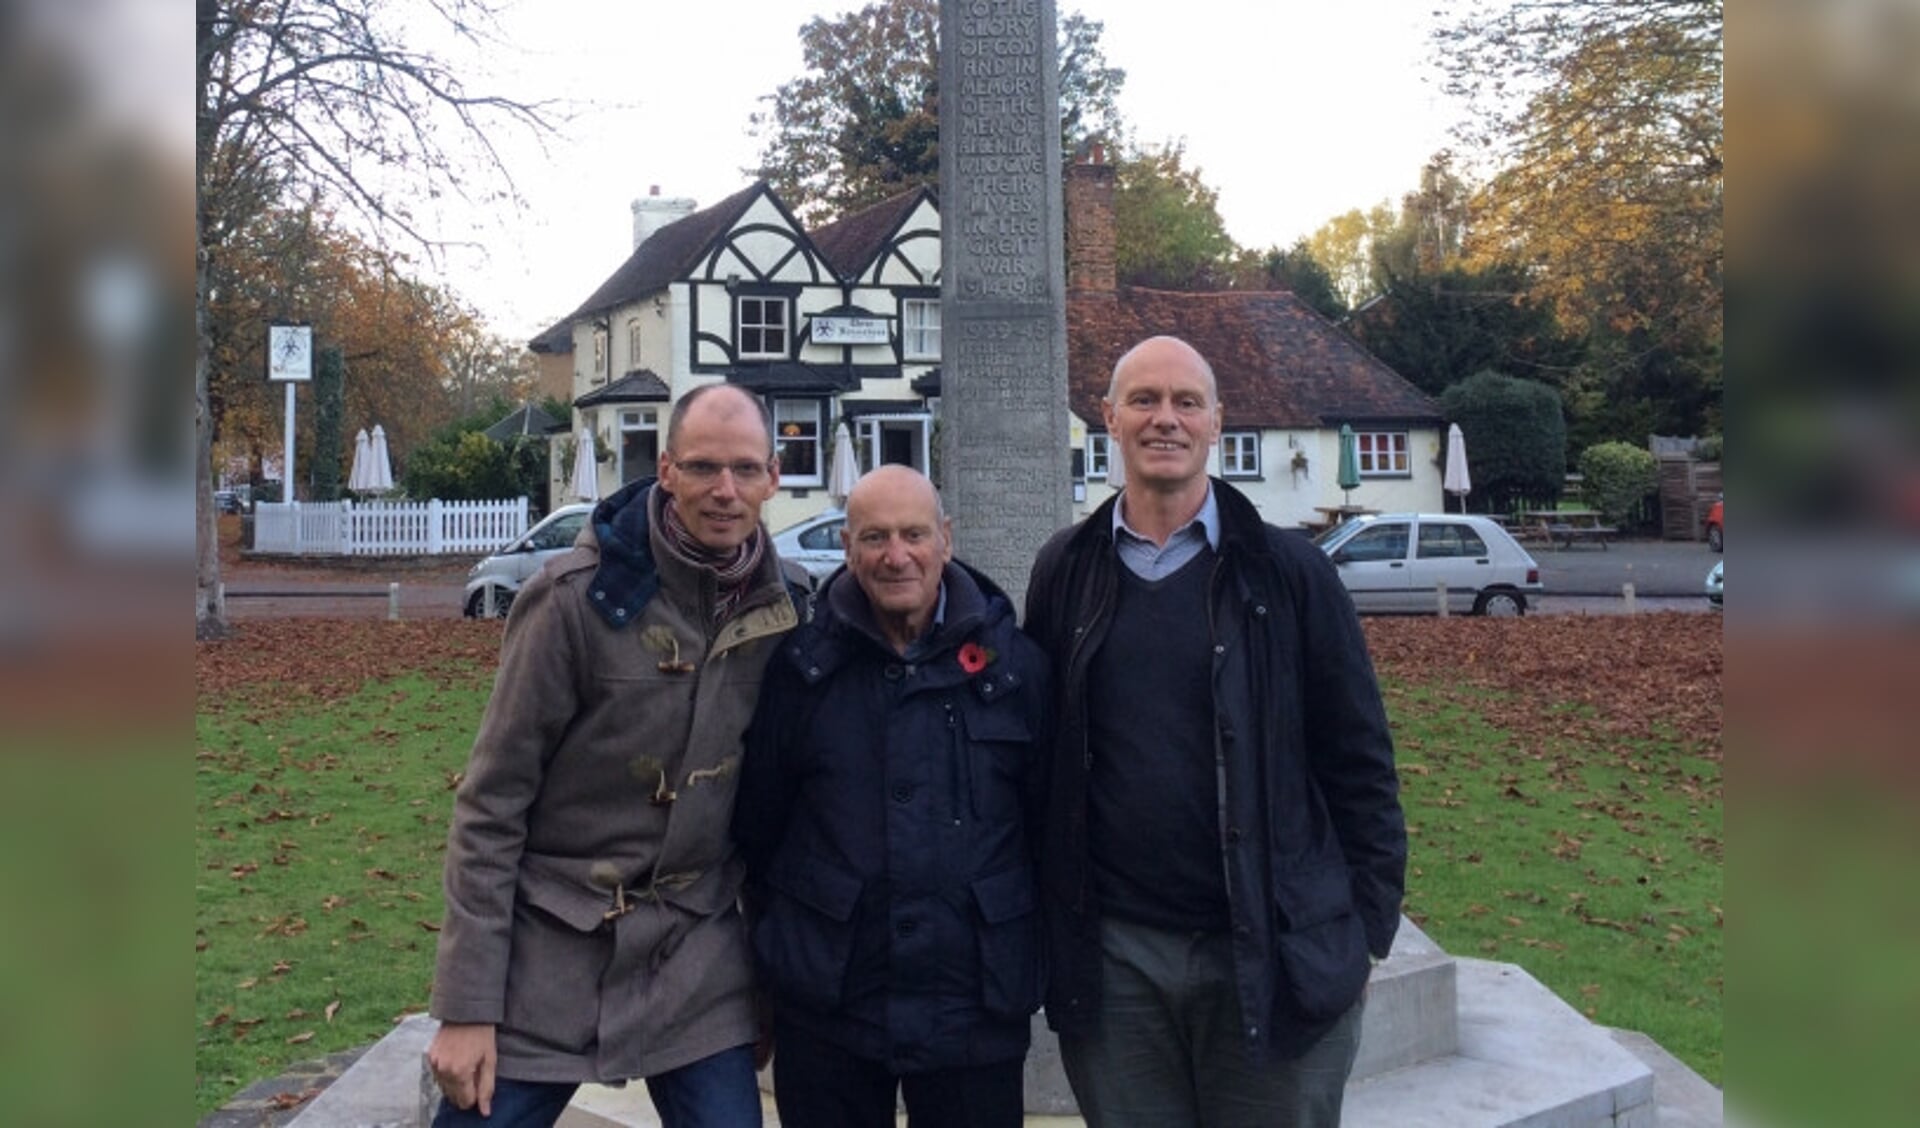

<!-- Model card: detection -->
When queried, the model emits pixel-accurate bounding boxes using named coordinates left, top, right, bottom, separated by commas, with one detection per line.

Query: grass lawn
left=194, top=617, right=1722, bottom=1113
left=195, top=670, right=492, bottom=1114
left=1385, top=682, right=1722, bottom=1084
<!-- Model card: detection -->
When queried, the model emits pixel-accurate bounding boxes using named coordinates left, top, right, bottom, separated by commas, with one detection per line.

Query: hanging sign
left=267, top=324, right=314, bottom=381
left=810, top=316, right=889, bottom=345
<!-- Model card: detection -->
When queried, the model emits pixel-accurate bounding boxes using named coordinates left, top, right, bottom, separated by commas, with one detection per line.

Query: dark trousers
left=1059, top=917, right=1363, bottom=1128
left=430, top=1043, right=762, bottom=1128
left=769, top=1022, right=1024, bottom=1128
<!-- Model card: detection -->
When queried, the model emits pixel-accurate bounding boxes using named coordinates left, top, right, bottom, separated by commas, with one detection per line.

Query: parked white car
left=464, top=503, right=593, bottom=618
left=1314, top=513, right=1543, bottom=616
left=772, top=508, right=846, bottom=589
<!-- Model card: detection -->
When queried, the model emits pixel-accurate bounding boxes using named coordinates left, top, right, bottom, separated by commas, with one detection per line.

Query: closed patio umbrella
left=1444, top=422, right=1472, bottom=513
left=572, top=426, right=600, bottom=502
left=1336, top=424, right=1360, bottom=505
left=827, top=421, right=861, bottom=508
left=367, top=424, right=394, bottom=494
left=348, top=428, right=372, bottom=492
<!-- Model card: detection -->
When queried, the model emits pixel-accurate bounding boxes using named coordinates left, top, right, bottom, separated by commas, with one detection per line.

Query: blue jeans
left=1059, top=918, right=1363, bottom=1128
left=431, top=1044, right=762, bottom=1128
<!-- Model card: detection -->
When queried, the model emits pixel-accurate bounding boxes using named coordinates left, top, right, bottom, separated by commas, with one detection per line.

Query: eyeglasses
left=672, top=459, right=773, bottom=485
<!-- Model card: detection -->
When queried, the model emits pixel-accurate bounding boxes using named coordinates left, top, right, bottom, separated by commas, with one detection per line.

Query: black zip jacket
left=736, top=560, right=1051, bottom=1072
left=1023, top=479, right=1405, bottom=1061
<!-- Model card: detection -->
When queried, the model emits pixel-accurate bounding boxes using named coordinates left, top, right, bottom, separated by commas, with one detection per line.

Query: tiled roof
left=575, top=370, right=671, bottom=407
left=726, top=363, right=874, bottom=395
left=528, top=319, right=574, bottom=354
left=482, top=402, right=562, bottom=441
left=1067, top=288, right=1443, bottom=430
left=809, top=187, right=935, bottom=280
left=568, top=182, right=768, bottom=318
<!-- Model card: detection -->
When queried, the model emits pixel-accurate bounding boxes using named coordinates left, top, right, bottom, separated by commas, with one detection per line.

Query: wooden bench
left=1538, top=521, right=1619, bottom=550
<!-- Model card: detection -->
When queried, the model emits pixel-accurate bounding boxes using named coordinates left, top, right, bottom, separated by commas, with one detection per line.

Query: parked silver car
left=1315, top=513, right=1543, bottom=616
left=771, top=508, right=846, bottom=589
left=464, top=503, right=593, bottom=618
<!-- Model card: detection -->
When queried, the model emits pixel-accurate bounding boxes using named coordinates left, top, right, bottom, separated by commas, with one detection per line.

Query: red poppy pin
left=957, top=641, right=995, bottom=675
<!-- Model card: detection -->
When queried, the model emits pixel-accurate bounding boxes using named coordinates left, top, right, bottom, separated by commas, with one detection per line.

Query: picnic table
left=1520, top=508, right=1619, bottom=550
left=1301, top=505, right=1380, bottom=535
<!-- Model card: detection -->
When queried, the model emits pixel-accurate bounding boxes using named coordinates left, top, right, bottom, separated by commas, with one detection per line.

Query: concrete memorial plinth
left=281, top=916, right=1706, bottom=1127
left=937, top=0, right=1071, bottom=608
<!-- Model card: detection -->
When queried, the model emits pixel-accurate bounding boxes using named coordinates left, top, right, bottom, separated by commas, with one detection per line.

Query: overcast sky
left=418, top=1, right=1462, bottom=342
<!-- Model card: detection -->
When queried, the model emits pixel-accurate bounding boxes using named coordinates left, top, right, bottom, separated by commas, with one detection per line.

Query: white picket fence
left=252, top=498, right=529, bottom=556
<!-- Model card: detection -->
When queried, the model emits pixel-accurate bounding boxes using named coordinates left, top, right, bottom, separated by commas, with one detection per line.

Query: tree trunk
left=196, top=234, right=227, bottom=640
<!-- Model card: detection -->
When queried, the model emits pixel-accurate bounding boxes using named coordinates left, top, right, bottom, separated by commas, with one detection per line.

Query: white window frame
left=1085, top=434, right=1110, bottom=480
left=736, top=295, right=789, bottom=360
left=1221, top=431, right=1261, bottom=478
left=902, top=298, right=941, bottom=361
left=773, top=398, right=823, bottom=486
left=618, top=408, right=660, bottom=485
left=1357, top=430, right=1411, bottom=476
left=854, top=412, right=933, bottom=473
left=626, top=318, right=643, bottom=367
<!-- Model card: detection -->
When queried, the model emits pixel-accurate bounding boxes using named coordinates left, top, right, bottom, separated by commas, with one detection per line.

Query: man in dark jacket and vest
left=1024, top=336, right=1406, bottom=1127
left=427, top=384, right=802, bottom=1127
left=736, top=465, right=1050, bottom=1128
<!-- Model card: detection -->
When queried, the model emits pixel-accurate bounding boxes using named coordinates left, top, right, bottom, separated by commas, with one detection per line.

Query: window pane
left=1344, top=524, right=1409, bottom=562
left=904, top=299, right=940, bottom=359
left=1417, top=523, right=1461, bottom=557
left=1088, top=435, right=1109, bottom=476
left=775, top=400, right=820, bottom=479
left=739, top=296, right=787, bottom=358
left=1357, top=431, right=1410, bottom=476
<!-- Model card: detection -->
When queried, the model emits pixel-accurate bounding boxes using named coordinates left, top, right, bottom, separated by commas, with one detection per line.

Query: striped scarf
left=657, top=492, right=767, bottom=623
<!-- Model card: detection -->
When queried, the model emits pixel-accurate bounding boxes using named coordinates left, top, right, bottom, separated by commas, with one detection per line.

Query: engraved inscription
left=941, top=0, right=1069, bottom=607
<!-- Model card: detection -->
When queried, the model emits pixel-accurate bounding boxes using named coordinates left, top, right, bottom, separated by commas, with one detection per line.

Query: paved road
left=219, top=538, right=1722, bottom=621
left=1530, top=536, right=1720, bottom=598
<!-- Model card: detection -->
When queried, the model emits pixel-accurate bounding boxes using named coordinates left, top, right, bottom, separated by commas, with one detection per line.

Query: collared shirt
left=899, top=582, right=949, bottom=661
left=1111, top=486, right=1222, bottom=580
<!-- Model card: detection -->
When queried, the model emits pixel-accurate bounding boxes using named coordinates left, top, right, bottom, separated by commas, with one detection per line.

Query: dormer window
left=736, top=295, right=789, bottom=360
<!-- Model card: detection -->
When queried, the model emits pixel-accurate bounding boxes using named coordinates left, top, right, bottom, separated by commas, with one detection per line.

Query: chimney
left=631, top=187, right=698, bottom=251
left=1065, top=145, right=1116, bottom=297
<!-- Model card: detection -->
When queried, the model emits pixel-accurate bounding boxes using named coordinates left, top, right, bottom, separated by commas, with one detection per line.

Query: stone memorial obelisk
left=938, top=0, right=1070, bottom=608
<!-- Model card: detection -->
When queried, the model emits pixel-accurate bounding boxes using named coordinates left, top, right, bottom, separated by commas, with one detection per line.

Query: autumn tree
left=205, top=204, right=477, bottom=497
left=441, top=304, right=540, bottom=419
left=1369, top=154, right=1472, bottom=283
left=1306, top=203, right=1399, bottom=309
left=747, top=0, right=1127, bottom=223
left=1349, top=261, right=1583, bottom=398
left=1224, top=239, right=1347, bottom=321
left=1436, top=0, right=1722, bottom=447
left=1112, top=143, right=1236, bottom=290
left=196, top=0, right=551, bottom=637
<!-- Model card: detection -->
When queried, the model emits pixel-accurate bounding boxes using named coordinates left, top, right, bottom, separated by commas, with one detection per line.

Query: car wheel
left=466, top=588, right=514, bottom=619
left=1707, top=525, right=1723, bottom=553
left=1474, top=589, right=1526, bottom=617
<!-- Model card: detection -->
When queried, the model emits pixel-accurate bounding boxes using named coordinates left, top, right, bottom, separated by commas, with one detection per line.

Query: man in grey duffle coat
left=426, top=385, right=803, bottom=1127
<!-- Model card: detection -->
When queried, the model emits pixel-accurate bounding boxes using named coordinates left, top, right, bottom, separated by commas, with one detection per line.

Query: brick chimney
left=1065, top=142, right=1117, bottom=297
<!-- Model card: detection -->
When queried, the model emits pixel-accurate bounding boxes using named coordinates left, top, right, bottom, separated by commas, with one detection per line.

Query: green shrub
left=1578, top=441, right=1658, bottom=525
left=400, top=405, right=549, bottom=503
left=1438, top=370, right=1567, bottom=511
